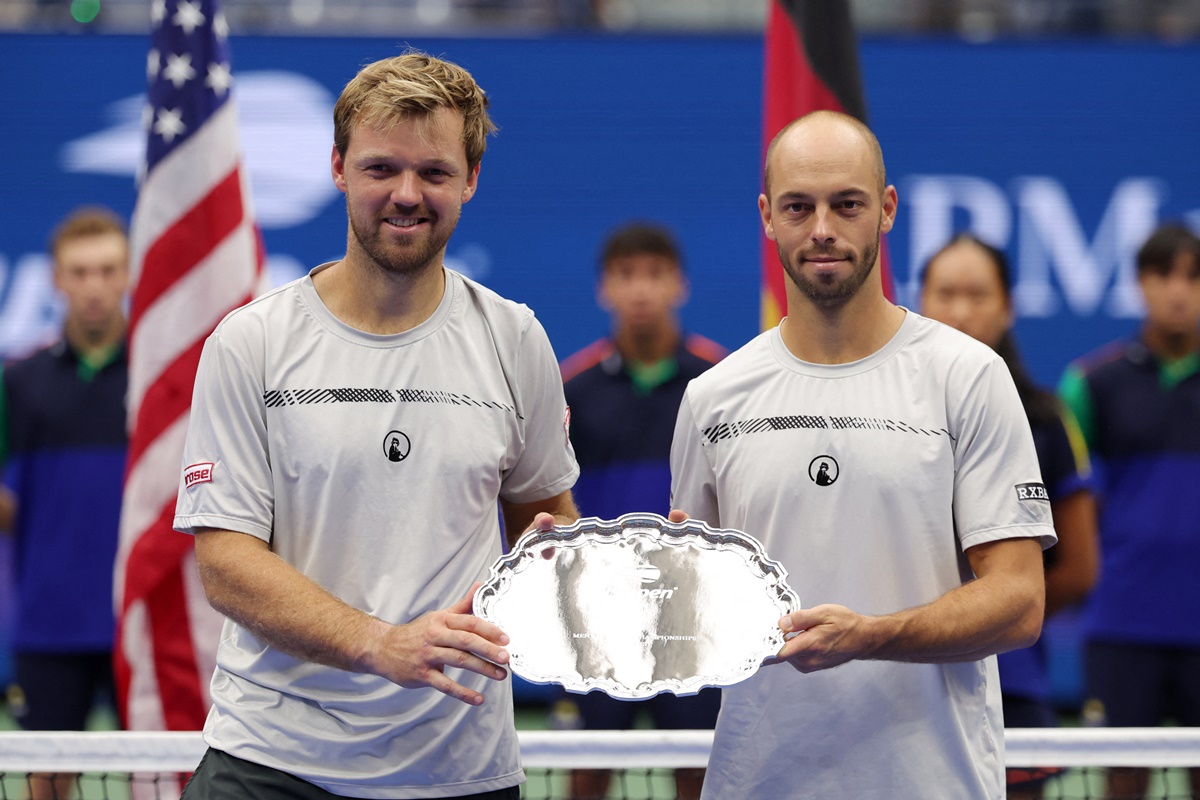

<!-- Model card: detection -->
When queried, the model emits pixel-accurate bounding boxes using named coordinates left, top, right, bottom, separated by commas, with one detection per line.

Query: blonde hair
left=49, top=206, right=127, bottom=261
left=333, top=51, right=496, bottom=170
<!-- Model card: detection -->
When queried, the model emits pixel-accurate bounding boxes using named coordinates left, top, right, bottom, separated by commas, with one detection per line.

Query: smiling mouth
left=384, top=216, right=428, bottom=230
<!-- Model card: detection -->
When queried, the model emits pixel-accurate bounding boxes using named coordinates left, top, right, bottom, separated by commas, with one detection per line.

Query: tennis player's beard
left=782, top=232, right=881, bottom=311
left=351, top=209, right=457, bottom=278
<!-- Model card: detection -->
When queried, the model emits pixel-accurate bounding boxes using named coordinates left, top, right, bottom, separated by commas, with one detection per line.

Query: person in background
left=557, top=222, right=725, bottom=800
left=920, top=232, right=1100, bottom=798
left=174, top=52, right=579, bottom=799
left=1, top=206, right=130, bottom=800
left=670, top=110, right=1054, bottom=800
left=1059, top=222, right=1200, bottom=800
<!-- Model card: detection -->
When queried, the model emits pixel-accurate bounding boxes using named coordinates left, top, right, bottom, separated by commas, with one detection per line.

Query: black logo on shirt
left=808, top=455, right=839, bottom=486
left=1015, top=482, right=1049, bottom=502
left=383, top=430, right=411, bottom=462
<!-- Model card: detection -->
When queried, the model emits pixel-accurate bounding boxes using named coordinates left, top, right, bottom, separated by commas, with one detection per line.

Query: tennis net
left=0, top=728, right=1197, bottom=799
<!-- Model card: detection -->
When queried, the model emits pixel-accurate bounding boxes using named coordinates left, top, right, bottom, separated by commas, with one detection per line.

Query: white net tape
left=0, top=728, right=1198, bottom=771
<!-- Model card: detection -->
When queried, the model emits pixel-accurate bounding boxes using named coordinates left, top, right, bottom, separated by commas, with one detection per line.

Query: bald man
left=668, top=111, right=1053, bottom=799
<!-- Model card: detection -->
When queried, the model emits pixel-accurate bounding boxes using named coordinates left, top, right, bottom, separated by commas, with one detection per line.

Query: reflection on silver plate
left=474, top=513, right=800, bottom=700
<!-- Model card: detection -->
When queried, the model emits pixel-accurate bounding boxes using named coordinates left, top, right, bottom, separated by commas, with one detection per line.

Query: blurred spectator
left=1059, top=222, right=1200, bottom=799
left=557, top=222, right=725, bottom=800
left=1, top=206, right=129, bottom=799
left=920, top=233, right=1100, bottom=799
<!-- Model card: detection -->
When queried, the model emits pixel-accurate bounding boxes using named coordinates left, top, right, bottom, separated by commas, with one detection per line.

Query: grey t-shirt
left=175, top=265, right=578, bottom=798
left=671, top=310, right=1055, bottom=800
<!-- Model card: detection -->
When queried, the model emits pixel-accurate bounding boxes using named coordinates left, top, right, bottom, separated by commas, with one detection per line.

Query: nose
left=389, top=171, right=421, bottom=208
left=810, top=206, right=837, bottom=245
left=946, top=296, right=974, bottom=328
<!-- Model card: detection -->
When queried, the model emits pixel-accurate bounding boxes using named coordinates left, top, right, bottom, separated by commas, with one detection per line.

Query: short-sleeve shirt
left=1, top=341, right=127, bottom=652
left=560, top=334, right=725, bottom=519
left=670, top=310, right=1055, bottom=800
left=1059, top=339, right=1200, bottom=647
left=174, top=266, right=578, bottom=798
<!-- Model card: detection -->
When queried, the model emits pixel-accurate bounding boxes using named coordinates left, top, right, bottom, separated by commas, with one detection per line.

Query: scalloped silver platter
left=474, top=513, right=800, bottom=700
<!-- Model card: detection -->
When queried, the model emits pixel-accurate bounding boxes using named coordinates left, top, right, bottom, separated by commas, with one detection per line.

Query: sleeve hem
left=173, top=513, right=272, bottom=541
left=960, top=523, right=1057, bottom=552
left=500, top=467, right=580, bottom=506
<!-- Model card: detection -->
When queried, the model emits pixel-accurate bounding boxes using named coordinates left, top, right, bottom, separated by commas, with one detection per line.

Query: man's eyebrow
left=776, top=188, right=870, bottom=202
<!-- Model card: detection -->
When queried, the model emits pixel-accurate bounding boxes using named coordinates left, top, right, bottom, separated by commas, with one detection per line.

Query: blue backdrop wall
left=3, top=33, right=1199, bottom=383
left=1, top=31, right=1199, bottom=699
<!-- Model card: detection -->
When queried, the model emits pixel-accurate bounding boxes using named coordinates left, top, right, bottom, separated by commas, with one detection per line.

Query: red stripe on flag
left=116, top=502, right=207, bottom=729
left=762, top=0, right=846, bottom=329
left=764, top=0, right=846, bottom=137
left=120, top=501, right=193, bottom=618
left=130, top=168, right=244, bottom=330
left=113, top=614, right=133, bottom=730
left=761, top=0, right=893, bottom=327
left=147, top=556, right=209, bottom=729
left=123, top=297, right=247, bottom=479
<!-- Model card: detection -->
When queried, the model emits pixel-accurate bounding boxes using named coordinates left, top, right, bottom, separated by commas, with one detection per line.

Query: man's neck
left=614, top=323, right=679, bottom=366
left=64, top=317, right=124, bottom=366
left=779, top=289, right=904, bottom=365
left=314, top=255, right=446, bottom=335
left=1142, top=325, right=1200, bottom=363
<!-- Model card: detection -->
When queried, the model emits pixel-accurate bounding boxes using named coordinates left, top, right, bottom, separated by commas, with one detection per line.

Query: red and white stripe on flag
left=115, top=0, right=262, bottom=745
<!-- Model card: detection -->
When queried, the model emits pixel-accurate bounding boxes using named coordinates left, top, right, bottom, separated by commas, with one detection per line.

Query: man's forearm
left=779, top=537, right=1046, bottom=672
left=862, top=568, right=1043, bottom=663
left=194, top=528, right=384, bottom=673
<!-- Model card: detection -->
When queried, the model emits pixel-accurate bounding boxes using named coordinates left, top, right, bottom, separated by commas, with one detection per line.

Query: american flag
left=115, top=0, right=262, bottom=747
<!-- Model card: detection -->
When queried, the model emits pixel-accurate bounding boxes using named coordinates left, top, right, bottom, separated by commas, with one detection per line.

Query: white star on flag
left=151, top=0, right=166, bottom=23
left=173, top=0, right=205, bottom=35
left=162, top=53, right=197, bottom=88
left=206, top=61, right=233, bottom=95
left=153, top=107, right=185, bottom=142
left=213, top=11, right=229, bottom=38
left=147, top=48, right=160, bottom=80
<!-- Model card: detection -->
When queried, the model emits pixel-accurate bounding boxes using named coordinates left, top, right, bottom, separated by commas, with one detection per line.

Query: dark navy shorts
left=182, top=748, right=521, bottom=800
left=1085, top=640, right=1200, bottom=727
left=573, top=687, right=721, bottom=731
left=9, top=651, right=114, bottom=731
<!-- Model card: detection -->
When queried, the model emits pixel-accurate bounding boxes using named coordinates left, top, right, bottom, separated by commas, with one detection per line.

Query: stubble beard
left=781, top=228, right=881, bottom=311
left=349, top=204, right=459, bottom=279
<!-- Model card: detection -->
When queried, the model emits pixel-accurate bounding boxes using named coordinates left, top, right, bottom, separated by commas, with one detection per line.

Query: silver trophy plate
left=474, top=513, right=800, bottom=699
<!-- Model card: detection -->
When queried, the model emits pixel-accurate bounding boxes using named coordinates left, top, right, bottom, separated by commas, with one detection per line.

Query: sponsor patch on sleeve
left=1014, top=482, right=1049, bottom=502
left=183, top=462, right=215, bottom=489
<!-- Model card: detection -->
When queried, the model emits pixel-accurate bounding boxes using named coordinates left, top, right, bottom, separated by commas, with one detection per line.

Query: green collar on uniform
left=72, top=342, right=123, bottom=382
left=1159, top=351, right=1200, bottom=390
left=627, top=357, right=678, bottom=395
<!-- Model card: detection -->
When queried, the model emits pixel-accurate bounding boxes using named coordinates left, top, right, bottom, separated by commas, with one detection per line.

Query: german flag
left=761, top=0, right=893, bottom=329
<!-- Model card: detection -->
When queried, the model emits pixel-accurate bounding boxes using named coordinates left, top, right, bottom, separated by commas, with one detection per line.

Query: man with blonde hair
left=176, top=52, right=579, bottom=799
